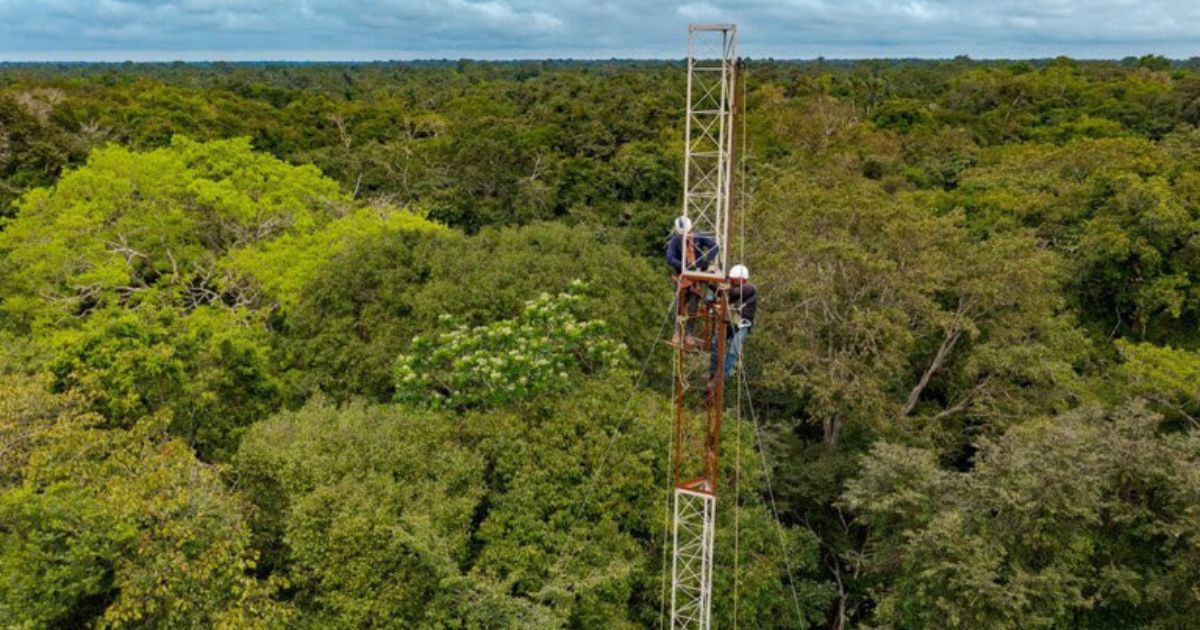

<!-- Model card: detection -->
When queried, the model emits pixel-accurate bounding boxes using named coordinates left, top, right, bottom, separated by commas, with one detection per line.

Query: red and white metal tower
left=670, top=23, right=738, bottom=630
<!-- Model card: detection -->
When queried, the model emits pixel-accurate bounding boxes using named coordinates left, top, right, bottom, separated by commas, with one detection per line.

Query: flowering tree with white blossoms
left=394, top=281, right=628, bottom=410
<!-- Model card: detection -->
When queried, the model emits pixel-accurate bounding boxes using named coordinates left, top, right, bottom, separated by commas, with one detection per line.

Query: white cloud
left=677, top=3, right=723, bottom=21
left=1005, top=15, right=1038, bottom=29
left=894, top=1, right=947, bottom=23
left=449, top=0, right=564, bottom=34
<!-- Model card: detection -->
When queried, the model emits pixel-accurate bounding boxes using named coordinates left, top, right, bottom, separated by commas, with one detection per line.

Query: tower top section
left=679, top=24, right=737, bottom=282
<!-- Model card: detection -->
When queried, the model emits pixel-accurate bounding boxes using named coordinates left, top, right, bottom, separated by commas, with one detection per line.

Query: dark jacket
left=729, top=282, right=757, bottom=326
left=665, top=232, right=719, bottom=274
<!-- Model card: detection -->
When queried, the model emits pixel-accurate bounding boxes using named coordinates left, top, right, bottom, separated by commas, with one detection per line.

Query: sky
left=0, top=0, right=1198, bottom=62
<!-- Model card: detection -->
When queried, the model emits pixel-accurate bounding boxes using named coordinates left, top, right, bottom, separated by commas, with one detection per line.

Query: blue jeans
left=710, top=326, right=750, bottom=382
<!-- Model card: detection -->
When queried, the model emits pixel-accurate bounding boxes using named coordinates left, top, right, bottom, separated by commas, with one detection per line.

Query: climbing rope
left=659, top=290, right=681, bottom=629
left=541, top=293, right=674, bottom=603
left=658, top=419, right=673, bottom=630
left=733, top=336, right=743, bottom=627
left=584, top=294, right=674, bottom=489
left=741, top=367, right=807, bottom=623
left=732, top=56, right=750, bottom=629
left=730, top=58, right=806, bottom=627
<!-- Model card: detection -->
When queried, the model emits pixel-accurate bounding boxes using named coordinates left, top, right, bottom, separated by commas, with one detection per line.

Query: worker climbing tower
left=670, top=23, right=737, bottom=630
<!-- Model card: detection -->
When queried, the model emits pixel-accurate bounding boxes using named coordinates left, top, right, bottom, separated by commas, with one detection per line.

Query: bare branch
left=900, top=326, right=963, bottom=417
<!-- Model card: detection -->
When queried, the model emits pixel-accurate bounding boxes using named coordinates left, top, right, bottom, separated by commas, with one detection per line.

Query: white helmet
left=729, top=264, right=749, bottom=281
left=673, top=215, right=692, bottom=235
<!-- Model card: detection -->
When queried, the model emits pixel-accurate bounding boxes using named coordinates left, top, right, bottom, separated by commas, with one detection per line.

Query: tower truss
left=671, top=23, right=737, bottom=630
left=680, top=24, right=737, bottom=281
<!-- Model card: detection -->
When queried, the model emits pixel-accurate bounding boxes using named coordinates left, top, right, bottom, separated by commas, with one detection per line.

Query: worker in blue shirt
left=666, top=216, right=720, bottom=347
left=665, top=216, right=719, bottom=275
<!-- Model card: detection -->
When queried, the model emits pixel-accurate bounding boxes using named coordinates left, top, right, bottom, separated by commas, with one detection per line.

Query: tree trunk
left=823, top=416, right=844, bottom=447
left=901, top=327, right=962, bottom=417
left=828, top=555, right=848, bottom=630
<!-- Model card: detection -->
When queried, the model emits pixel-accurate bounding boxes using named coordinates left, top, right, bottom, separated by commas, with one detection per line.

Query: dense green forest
left=2, top=55, right=1200, bottom=628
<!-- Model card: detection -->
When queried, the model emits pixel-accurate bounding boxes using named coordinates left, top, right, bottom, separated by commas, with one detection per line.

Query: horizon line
left=2, top=54, right=1197, bottom=64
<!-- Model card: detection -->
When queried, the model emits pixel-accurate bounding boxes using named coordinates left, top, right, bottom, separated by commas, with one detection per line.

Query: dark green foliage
left=956, top=136, right=1200, bottom=341
left=272, top=228, right=432, bottom=403
left=236, top=372, right=830, bottom=628
left=47, top=305, right=281, bottom=461
left=236, top=399, right=496, bottom=627
left=5, top=57, right=1196, bottom=229
left=279, top=221, right=666, bottom=403
left=0, top=62, right=685, bottom=232
left=845, top=403, right=1200, bottom=629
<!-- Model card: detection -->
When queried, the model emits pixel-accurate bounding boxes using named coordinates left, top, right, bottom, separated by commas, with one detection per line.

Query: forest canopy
left=2, top=57, right=1200, bottom=628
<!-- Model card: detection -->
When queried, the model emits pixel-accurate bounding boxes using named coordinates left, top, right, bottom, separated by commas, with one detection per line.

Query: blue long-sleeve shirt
left=665, top=232, right=719, bottom=274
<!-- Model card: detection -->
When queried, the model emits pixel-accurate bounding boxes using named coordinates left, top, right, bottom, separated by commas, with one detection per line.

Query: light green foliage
left=1116, top=340, right=1200, bottom=427
left=845, top=403, right=1200, bottom=629
left=0, top=331, right=39, bottom=379
left=0, top=136, right=345, bottom=330
left=394, top=283, right=627, bottom=410
left=0, top=389, right=288, bottom=629
left=46, top=304, right=279, bottom=461
left=224, top=203, right=445, bottom=310
left=0, top=135, right=439, bottom=331
left=0, top=137, right=439, bottom=457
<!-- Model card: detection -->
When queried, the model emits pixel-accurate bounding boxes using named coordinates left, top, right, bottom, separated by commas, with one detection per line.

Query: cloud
left=677, top=3, right=725, bottom=22
left=0, top=0, right=1197, bottom=60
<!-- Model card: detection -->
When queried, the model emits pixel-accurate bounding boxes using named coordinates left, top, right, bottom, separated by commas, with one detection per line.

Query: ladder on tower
left=670, top=23, right=738, bottom=630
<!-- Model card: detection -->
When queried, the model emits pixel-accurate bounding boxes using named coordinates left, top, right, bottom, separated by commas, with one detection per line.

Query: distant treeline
left=3, top=56, right=1199, bottom=231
